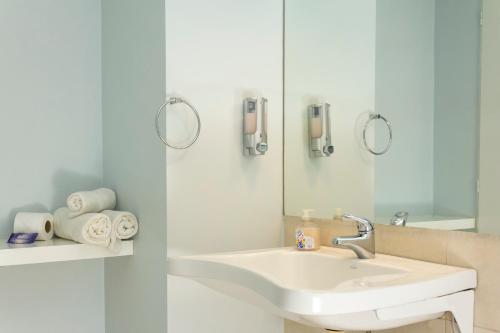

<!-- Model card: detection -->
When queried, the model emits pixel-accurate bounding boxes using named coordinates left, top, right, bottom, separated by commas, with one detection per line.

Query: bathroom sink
left=167, top=247, right=476, bottom=332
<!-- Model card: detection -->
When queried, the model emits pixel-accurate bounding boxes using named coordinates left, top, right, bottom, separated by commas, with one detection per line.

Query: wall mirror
left=284, top=0, right=500, bottom=234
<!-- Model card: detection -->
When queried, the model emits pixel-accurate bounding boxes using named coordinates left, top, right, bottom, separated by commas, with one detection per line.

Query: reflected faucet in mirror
left=390, top=211, right=409, bottom=227
left=333, top=214, right=375, bottom=259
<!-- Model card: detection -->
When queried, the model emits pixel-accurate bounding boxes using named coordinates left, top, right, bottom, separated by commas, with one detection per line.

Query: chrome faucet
left=333, top=214, right=375, bottom=259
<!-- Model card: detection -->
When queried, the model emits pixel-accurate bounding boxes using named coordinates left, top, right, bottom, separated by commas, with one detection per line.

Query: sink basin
left=167, top=247, right=476, bottom=332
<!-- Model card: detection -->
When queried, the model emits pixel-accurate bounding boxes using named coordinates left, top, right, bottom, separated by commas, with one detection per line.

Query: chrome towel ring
left=155, top=97, right=201, bottom=149
left=363, top=113, right=392, bottom=155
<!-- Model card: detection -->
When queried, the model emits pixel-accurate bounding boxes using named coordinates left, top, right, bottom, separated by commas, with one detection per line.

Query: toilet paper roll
left=13, top=212, right=54, bottom=241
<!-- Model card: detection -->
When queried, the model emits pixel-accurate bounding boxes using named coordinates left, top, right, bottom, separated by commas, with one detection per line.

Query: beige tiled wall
left=284, top=216, right=500, bottom=333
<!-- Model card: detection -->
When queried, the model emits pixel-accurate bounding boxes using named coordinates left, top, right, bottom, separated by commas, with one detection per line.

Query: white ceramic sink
left=167, top=247, right=476, bottom=332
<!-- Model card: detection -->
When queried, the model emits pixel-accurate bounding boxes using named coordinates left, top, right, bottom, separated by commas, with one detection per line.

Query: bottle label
left=296, top=229, right=315, bottom=250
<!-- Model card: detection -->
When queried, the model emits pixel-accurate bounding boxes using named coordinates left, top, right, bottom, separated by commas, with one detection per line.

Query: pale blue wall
left=0, top=0, right=103, bottom=236
left=1, top=1, right=168, bottom=331
left=375, top=0, right=481, bottom=219
left=433, top=0, right=481, bottom=217
left=375, top=0, right=436, bottom=217
left=0, top=1, right=105, bottom=332
left=101, top=0, right=167, bottom=332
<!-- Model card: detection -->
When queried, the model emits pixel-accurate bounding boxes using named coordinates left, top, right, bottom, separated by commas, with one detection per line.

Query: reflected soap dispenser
left=295, top=209, right=320, bottom=251
left=333, top=208, right=343, bottom=222
left=308, top=103, right=334, bottom=157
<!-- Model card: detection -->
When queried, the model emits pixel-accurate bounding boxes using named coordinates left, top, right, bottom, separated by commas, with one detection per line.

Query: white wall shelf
left=406, top=217, right=476, bottom=231
left=375, top=216, right=476, bottom=231
left=0, top=238, right=133, bottom=267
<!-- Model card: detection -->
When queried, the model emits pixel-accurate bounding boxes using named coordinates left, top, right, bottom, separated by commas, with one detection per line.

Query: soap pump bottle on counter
left=295, top=209, right=320, bottom=251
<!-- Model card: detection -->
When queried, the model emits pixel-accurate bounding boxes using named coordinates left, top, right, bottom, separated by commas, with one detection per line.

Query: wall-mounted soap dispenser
left=243, top=97, right=268, bottom=156
left=308, top=103, right=334, bottom=157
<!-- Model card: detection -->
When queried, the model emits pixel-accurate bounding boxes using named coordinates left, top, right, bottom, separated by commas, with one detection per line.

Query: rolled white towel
left=54, top=207, right=120, bottom=251
left=102, top=210, right=138, bottom=240
left=14, top=212, right=55, bottom=241
left=66, top=188, right=116, bottom=217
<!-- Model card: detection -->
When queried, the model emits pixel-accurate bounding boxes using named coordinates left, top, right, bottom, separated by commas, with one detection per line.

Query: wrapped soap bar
left=7, top=233, right=38, bottom=244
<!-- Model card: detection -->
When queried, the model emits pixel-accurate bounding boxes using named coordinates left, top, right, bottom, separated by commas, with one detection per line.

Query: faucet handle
left=343, top=214, right=374, bottom=233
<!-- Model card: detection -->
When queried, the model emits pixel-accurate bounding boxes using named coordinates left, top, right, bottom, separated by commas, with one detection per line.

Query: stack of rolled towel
left=13, top=188, right=138, bottom=251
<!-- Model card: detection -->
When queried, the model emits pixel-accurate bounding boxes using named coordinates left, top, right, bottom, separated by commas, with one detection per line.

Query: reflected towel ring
left=363, top=113, right=392, bottom=155
left=155, top=97, right=201, bottom=149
